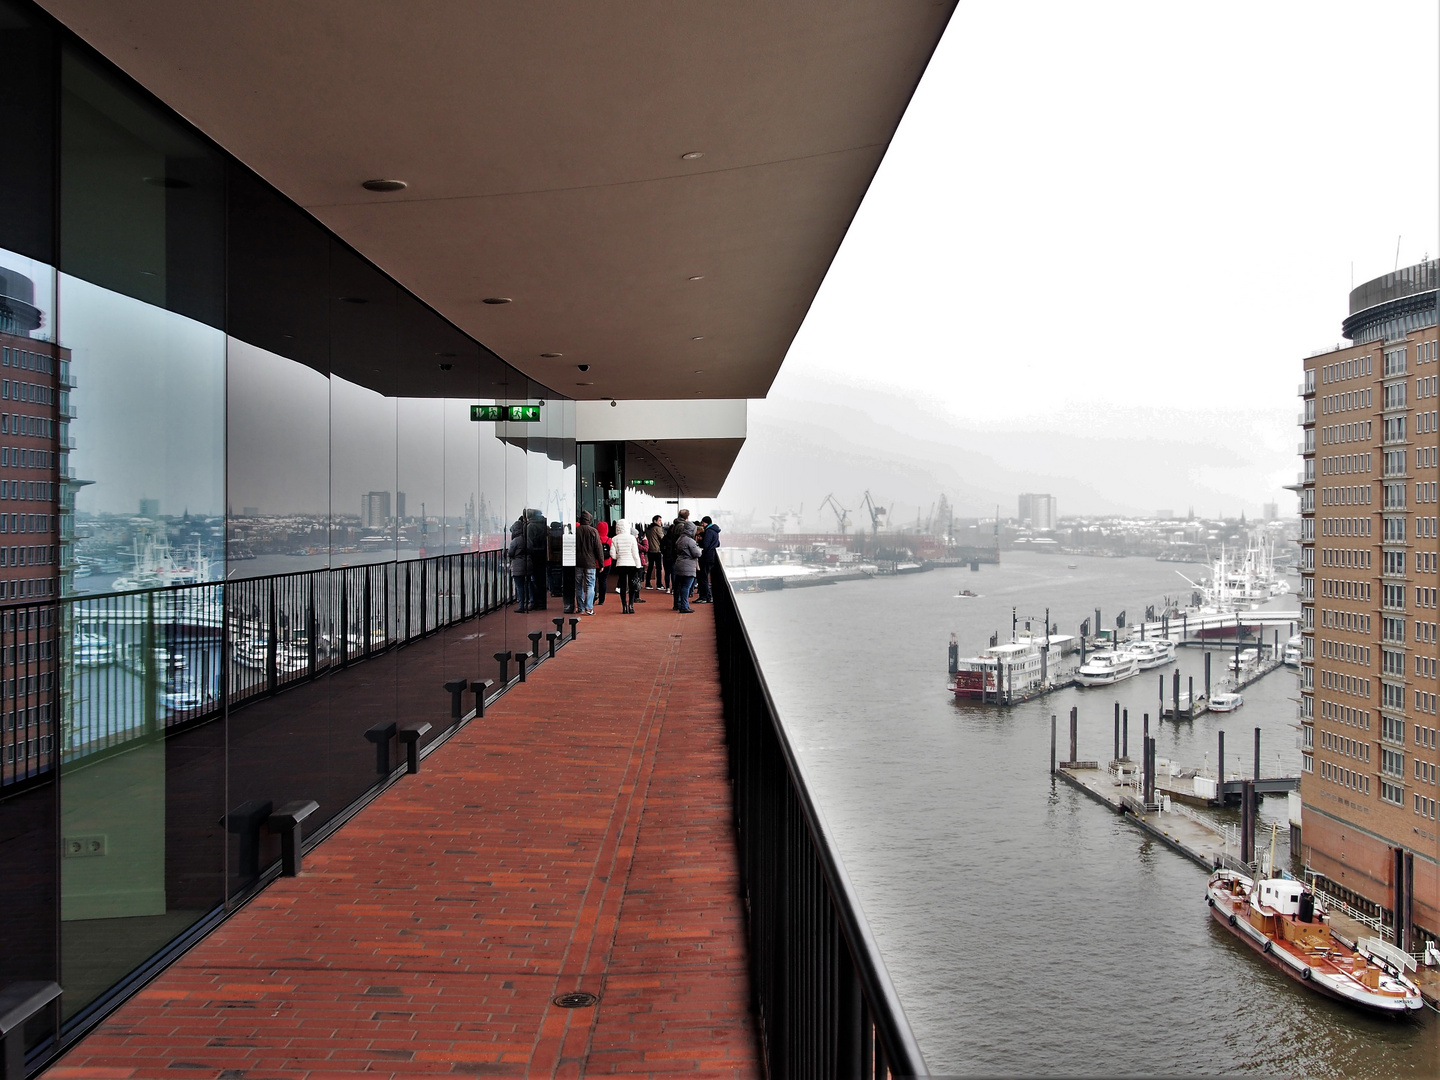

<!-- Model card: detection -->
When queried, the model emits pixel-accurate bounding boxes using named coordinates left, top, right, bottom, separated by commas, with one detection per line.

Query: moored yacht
left=1282, top=634, right=1302, bottom=667
left=1128, top=638, right=1175, bottom=670
left=1075, top=649, right=1139, bottom=687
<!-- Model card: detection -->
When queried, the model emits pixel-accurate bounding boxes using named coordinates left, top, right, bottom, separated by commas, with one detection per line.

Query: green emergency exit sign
left=471, top=404, right=542, bottom=422
left=632, top=479, right=656, bottom=486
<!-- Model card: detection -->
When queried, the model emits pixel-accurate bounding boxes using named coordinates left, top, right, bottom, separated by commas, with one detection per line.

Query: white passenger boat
left=1228, top=648, right=1259, bottom=672
left=1128, top=639, right=1175, bottom=670
left=1075, top=650, right=1139, bottom=687
left=1209, top=691, right=1244, bottom=712
left=1282, top=634, right=1301, bottom=668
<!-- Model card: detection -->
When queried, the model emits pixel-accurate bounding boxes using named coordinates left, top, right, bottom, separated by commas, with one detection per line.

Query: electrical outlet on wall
left=63, top=834, right=107, bottom=857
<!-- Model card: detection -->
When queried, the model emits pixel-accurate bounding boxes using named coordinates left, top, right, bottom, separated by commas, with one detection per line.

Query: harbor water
left=734, top=550, right=1437, bottom=1077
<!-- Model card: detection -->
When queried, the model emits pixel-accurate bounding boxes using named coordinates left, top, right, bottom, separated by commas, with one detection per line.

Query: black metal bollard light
left=515, top=652, right=529, bottom=682
left=398, top=723, right=432, bottom=774
left=442, top=679, right=468, bottom=720
left=471, top=678, right=493, bottom=718
left=494, top=650, right=513, bottom=685
left=268, top=799, right=320, bottom=876
left=552, top=617, right=566, bottom=643
left=546, top=631, right=559, bottom=659
left=528, top=631, right=543, bottom=659
left=365, top=722, right=397, bottom=775
left=569, top=617, right=579, bottom=640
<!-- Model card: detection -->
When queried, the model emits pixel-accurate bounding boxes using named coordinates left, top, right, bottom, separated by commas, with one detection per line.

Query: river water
left=734, top=551, right=1437, bottom=1077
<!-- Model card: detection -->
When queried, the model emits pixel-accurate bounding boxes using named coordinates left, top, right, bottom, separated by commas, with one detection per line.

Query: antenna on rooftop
left=1395, top=235, right=1402, bottom=271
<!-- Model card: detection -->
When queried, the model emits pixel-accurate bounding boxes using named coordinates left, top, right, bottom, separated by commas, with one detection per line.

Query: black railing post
left=266, top=579, right=278, bottom=696
left=340, top=567, right=350, bottom=667
left=307, top=576, right=317, bottom=679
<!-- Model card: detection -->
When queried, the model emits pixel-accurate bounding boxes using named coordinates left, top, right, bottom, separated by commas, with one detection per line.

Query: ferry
left=1128, top=638, right=1175, bottom=670
left=1206, top=869, right=1424, bottom=1016
left=951, top=631, right=1075, bottom=701
left=1075, top=649, right=1139, bottom=687
left=1228, top=647, right=1259, bottom=672
left=1208, top=691, right=1243, bottom=713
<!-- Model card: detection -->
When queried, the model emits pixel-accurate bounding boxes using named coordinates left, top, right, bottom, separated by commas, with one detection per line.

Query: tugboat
left=1206, top=869, right=1424, bottom=1015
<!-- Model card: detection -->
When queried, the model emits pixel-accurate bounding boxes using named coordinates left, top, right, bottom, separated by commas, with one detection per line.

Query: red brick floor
left=48, top=591, right=761, bottom=1079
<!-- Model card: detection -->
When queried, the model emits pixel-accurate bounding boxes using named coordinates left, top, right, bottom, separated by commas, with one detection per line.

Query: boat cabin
left=1252, top=878, right=1310, bottom=919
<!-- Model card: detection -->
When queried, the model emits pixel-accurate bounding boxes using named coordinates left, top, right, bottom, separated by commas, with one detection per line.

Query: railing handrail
left=714, top=560, right=928, bottom=1076
left=57, top=545, right=504, bottom=606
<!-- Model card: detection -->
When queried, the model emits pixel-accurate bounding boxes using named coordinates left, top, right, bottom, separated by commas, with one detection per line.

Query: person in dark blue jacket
left=696, top=517, right=721, bottom=603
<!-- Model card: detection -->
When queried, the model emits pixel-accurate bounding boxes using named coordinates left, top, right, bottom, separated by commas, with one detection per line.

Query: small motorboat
left=957, top=589, right=978, bottom=598
left=1209, top=691, right=1243, bottom=712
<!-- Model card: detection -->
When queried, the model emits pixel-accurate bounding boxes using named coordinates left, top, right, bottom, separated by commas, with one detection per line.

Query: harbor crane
left=819, top=493, right=852, bottom=534
left=860, top=491, right=888, bottom=536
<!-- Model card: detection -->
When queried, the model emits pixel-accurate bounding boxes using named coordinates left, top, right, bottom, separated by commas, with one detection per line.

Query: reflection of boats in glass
left=163, top=681, right=215, bottom=711
left=118, top=644, right=186, bottom=676
left=73, top=632, right=116, bottom=667
left=230, top=637, right=309, bottom=673
left=112, top=533, right=215, bottom=591
left=1075, top=650, right=1139, bottom=687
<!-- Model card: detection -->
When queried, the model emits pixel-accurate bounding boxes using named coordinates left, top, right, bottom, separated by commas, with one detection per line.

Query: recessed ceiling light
left=691, top=336, right=704, bottom=341
left=362, top=179, right=407, bottom=192
left=681, top=151, right=704, bottom=160
left=693, top=370, right=704, bottom=374
left=541, top=352, right=563, bottom=358
left=482, top=297, right=512, bottom=305
left=438, top=363, right=453, bottom=371
left=688, top=275, right=704, bottom=281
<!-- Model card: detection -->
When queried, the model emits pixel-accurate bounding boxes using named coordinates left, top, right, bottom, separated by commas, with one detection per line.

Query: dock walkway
left=48, top=597, right=761, bottom=1078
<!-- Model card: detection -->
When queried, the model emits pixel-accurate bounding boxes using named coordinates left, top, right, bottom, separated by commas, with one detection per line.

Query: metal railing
left=712, top=562, right=927, bottom=1078
left=0, top=549, right=509, bottom=785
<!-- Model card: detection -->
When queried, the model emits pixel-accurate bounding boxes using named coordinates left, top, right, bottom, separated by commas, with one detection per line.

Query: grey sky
left=719, top=0, right=1440, bottom=520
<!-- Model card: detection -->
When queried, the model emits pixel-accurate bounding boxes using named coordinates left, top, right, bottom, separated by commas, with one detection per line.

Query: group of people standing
left=572, top=508, right=720, bottom=615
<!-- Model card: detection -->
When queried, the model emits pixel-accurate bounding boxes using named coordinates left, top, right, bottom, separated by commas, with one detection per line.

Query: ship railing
left=0, top=548, right=511, bottom=788
left=712, top=560, right=928, bottom=1078
left=1305, top=873, right=1394, bottom=942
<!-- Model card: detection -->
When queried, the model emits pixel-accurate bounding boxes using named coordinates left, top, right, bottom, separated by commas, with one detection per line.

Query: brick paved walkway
left=48, top=592, right=761, bottom=1078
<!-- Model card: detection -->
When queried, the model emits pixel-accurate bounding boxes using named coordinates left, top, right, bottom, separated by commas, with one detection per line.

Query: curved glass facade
left=0, top=0, right=573, bottom=1059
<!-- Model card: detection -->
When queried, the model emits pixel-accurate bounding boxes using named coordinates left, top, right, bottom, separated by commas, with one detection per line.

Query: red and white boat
left=1206, top=868, right=1424, bottom=1016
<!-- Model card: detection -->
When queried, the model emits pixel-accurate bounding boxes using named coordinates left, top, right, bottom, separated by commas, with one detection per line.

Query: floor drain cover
left=553, top=991, right=599, bottom=1009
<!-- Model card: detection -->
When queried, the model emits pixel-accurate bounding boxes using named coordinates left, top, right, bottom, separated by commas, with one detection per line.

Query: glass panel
left=57, top=43, right=227, bottom=1022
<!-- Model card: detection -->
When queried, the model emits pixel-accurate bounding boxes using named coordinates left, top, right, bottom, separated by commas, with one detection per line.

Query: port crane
left=859, top=491, right=888, bottom=536
left=819, top=493, right=851, bottom=534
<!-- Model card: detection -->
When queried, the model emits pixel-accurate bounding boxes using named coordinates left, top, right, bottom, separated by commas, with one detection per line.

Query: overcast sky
left=718, top=0, right=1440, bottom=522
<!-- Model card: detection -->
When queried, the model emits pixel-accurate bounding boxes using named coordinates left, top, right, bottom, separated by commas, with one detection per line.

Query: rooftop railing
left=712, top=561, right=927, bottom=1078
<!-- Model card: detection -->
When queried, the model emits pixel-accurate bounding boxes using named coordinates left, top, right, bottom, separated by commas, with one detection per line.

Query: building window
left=1381, top=780, right=1405, bottom=806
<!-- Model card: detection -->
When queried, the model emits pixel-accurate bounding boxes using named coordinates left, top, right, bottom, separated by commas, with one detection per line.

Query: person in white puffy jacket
left=609, top=519, right=642, bottom=614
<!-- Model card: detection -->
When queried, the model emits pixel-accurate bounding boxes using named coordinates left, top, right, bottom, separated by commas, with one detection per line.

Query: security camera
left=577, top=364, right=590, bottom=372
left=610, top=399, right=617, bottom=408
left=438, top=362, right=452, bottom=371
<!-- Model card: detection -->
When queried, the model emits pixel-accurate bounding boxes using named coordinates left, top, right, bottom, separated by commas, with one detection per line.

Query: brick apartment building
left=1298, top=258, right=1439, bottom=952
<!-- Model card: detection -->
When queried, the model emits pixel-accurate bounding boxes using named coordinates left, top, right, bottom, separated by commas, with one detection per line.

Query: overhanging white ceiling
left=39, top=0, right=956, bottom=403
